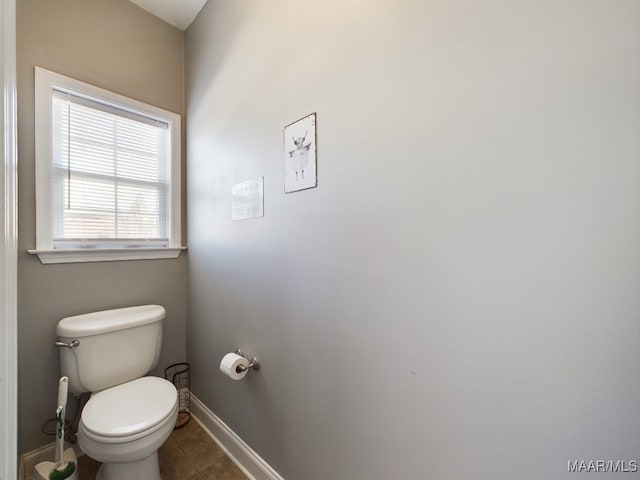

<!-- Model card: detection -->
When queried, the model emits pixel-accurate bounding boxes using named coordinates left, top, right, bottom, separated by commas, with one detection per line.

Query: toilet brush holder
left=34, top=377, right=78, bottom=480
left=34, top=448, right=78, bottom=480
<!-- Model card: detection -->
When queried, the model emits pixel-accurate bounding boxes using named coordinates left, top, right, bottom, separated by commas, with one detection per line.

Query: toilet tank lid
left=56, top=305, right=165, bottom=338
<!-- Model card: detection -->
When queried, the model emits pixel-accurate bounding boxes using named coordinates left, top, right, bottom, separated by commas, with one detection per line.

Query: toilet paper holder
left=235, top=349, right=260, bottom=372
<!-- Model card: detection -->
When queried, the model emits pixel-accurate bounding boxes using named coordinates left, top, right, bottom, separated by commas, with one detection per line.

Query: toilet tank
left=56, top=305, right=165, bottom=394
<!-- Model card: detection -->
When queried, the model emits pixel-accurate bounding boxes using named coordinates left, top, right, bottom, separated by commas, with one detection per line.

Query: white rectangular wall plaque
left=232, top=177, right=264, bottom=220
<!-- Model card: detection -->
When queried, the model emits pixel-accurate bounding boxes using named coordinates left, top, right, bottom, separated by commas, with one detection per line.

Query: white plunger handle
left=57, top=376, right=68, bottom=408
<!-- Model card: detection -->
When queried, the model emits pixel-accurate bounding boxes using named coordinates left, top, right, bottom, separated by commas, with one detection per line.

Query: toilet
left=56, top=305, right=178, bottom=480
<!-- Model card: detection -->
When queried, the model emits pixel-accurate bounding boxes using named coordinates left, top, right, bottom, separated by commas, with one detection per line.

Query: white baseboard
left=190, top=393, right=284, bottom=480
left=21, top=442, right=55, bottom=480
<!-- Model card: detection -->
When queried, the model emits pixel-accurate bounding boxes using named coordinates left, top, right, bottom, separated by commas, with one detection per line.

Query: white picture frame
left=284, top=112, right=316, bottom=193
left=232, top=177, right=264, bottom=220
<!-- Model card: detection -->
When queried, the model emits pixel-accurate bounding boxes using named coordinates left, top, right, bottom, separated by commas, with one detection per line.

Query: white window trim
left=29, top=67, right=184, bottom=263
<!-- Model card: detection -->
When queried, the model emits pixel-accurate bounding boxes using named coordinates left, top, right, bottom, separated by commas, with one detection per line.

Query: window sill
left=27, top=247, right=187, bottom=264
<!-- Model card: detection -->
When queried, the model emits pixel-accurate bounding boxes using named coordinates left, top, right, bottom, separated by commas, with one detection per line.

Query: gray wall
left=186, top=1, right=640, bottom=479
left=17, top=0, right=186, bottom=453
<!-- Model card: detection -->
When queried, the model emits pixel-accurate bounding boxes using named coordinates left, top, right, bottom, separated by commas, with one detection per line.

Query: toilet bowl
left=56, top=305, right=176, bottom=480
left=79, top=377, right=178, bottom=479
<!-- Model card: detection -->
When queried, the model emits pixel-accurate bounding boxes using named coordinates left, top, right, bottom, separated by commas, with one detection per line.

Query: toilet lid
left=81, top=376, right=177, bottom=438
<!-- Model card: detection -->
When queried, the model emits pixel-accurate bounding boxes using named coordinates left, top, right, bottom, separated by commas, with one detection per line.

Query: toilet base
left=95, top=451, right=160, bottom=480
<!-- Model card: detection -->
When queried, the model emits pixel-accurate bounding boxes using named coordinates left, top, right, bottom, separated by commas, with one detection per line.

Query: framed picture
left=284, top=112, right=316, bottom=193
left=231, top=177, right=264, bottom=221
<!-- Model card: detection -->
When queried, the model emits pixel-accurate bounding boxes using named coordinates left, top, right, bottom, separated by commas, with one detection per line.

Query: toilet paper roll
left=220, top=352, right=250, bottom=380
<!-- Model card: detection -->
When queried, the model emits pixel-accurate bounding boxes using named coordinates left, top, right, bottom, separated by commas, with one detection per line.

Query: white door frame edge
left=0, top=0, right=19, bottom=478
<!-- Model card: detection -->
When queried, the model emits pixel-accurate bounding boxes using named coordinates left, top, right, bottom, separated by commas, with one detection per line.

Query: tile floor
left=78, top=419, right=248, bottom=480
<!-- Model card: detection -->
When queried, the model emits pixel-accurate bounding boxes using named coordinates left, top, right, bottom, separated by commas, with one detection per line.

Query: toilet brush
left=34, top=377, right=78, bottom=480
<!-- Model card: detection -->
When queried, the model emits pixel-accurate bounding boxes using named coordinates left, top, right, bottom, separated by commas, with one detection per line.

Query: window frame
left=30, top=66, right=184, bottom=264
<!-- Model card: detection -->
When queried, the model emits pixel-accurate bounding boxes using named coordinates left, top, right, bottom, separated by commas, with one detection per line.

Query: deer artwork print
left=284, top=112, right=317, bottom=193
left=288, top=130, right=311, bottom=181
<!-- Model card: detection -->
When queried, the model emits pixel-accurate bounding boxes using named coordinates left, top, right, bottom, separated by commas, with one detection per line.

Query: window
left=31, top=67, right=183, bottom=263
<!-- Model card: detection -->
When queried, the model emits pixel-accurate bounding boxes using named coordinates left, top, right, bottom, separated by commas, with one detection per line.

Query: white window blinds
left=51, top=89, right=171, bottom=248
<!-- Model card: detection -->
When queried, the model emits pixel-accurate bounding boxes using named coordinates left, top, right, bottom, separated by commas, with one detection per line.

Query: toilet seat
left=81, top=376, right=177, bottom=444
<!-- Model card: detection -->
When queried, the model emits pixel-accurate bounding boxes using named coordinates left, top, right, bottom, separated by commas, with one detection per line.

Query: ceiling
left=128, top=0, right=208, bottom=30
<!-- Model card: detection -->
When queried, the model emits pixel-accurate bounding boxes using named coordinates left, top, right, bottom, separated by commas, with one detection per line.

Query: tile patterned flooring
left=78, top=419, right=248, bottom=480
